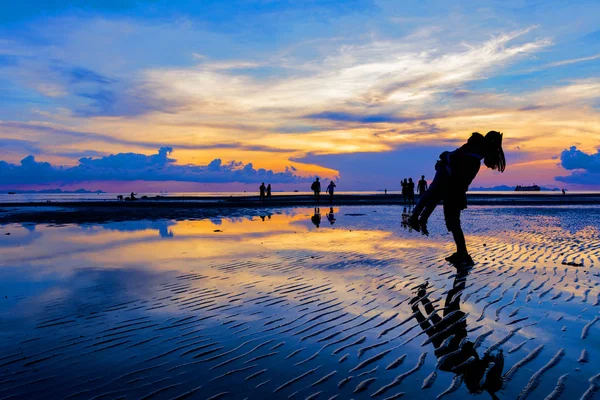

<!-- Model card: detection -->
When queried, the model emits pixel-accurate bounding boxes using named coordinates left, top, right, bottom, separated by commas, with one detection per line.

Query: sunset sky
left=1, top=0, right=599, bottom=192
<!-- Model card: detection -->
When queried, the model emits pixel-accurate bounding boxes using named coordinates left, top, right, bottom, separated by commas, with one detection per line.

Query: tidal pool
left=1, top=205, right=599, bottom=399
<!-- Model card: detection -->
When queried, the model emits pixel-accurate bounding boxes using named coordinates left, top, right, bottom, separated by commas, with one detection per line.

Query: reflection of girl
left=411, top=270, right=504, bottom=398
left=409, top=131, right=506, bottom=267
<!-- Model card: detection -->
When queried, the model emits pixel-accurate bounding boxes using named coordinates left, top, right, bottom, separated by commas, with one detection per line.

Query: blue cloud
left=0, top=147, right=310, bottom=185
left=0, top=138, right=42, bottom=155
left=556, top=146, right=600, bottom=185
left=560, top=146, right=600, bottom=172
left=303, top=111, right=430, bottom=124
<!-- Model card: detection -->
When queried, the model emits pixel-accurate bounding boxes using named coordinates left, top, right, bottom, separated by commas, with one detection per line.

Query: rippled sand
left=0, top=205, right=599, bottom=399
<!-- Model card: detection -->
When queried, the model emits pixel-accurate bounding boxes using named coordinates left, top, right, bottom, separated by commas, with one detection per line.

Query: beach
left=2, top=192, right=600, bottom=224
left=1, top=204, right=599, bottom=399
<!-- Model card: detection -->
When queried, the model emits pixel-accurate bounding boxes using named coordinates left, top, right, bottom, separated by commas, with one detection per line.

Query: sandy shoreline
left=2, top=193, right=600, bottom=224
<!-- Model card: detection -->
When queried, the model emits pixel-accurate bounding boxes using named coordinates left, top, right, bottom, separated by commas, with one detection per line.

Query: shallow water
left=1, top=205, right=599, bottom=399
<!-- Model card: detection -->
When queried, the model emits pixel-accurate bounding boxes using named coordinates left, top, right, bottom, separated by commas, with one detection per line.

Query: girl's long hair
left=483, top=131, right=506, bottom=172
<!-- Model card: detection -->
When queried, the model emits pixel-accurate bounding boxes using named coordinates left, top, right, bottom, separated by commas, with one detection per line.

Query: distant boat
left=515, top=185, right=540, bottom=192
left=7, top=192, right=16, bottom=195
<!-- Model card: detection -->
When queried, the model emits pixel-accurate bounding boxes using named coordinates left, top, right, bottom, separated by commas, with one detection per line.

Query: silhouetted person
left=311, top=178, right=321, bottom=203
left=327, top=207, right=336, bottom=225
left=117, top=195, right=124, bottom=201
left=410, top=270, right=504, bottom=399
left=130, top=192, right=137, bottom=200
left=408, top=177, right=415, bottom=206
left=385, top=188, right=387, bottom=195
left=409, top=131, right=506, bottom=267
left=401, top=178, right=409, bottom=204
left=562, top=188, right=566, bottom=195
left=311, top=207, right=321, bottom=228
left=418, top=175, right=428, bottom=197
left=266, top=184, right=272, bottom=200
left=326, top=181, right=336, bottom=203
left=259, top=182, right=266, bottom=202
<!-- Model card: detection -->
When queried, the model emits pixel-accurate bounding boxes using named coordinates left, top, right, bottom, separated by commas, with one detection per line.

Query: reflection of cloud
left=0, top=147, right=311, bottom=185
left=97, top=220, right=177, bottom=238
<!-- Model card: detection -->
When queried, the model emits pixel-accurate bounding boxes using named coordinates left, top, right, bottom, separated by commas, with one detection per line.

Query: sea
left=1, top=190, right=598, bottom=203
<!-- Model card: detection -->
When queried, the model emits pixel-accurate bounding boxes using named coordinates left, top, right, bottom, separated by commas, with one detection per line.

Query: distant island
left=6, top=188, right=105, bottom=194
left=470, top=185, right=560, bottom=191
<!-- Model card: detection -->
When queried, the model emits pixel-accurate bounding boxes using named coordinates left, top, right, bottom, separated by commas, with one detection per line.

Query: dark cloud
left=66, top=67, right=116, bottom=85
left=293, top=144, right=450, bottom=190
left=0, top=147, right=310, bottom=185
left=0, top=138, right=42, bottom=155
left=53, top=149, right=107, bottom=158
left=374, top=122, right=445, bottom=137
left=560, top=146, right=600, bottom=172
left=555, top=146, right=600, bottom=185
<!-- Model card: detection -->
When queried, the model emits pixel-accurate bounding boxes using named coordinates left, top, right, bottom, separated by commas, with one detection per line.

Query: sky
left=1, top=0, right=599, bottom=192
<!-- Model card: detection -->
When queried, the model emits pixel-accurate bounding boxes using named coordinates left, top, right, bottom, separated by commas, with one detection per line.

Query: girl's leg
left=445, top=206, right=472, bottom=262
left=452, top=226, right=468, bottom=255
left=411, top=169, right=445, bottom=222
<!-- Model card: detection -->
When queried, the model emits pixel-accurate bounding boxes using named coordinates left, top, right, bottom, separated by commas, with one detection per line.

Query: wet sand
left=1, top=205, right=599, bottom=399
left=2, top=193, right=600, bottom=224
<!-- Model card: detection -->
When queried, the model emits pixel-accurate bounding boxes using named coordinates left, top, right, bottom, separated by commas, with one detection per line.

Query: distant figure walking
left=117, top=195, right=124, bottom=201
left=266, top=184, right=272, bottom=200
left=408, top=178, right=415, bottom=206
left=562, top=188, right=566, bottom=195
left=311, top=178, right=321, bottom=203
left=418, top=175, right=428, bottom=197
left=259, top=182, right=266, bottom=202
left=326, top=181, right=336, bottom=203
left=311, top=207, right=321, bottom=228
left=408, top=131, right=506, bottom=268
left=385, top=188, right=387, bottom=195
left=327, top=207, right=336, bottom=225
left=130, top=192, right=137, bottom=201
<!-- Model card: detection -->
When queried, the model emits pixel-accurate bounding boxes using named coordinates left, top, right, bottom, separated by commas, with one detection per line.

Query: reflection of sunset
left=1, top=206, right=600, bottom=399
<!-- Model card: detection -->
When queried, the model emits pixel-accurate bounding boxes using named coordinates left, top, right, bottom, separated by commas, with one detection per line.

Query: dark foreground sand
left=0, top=205, right=599, bottom=399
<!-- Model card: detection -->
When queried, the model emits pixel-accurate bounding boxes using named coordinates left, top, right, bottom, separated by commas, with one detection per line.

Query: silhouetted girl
left=409, top=131, right=505, bottom=267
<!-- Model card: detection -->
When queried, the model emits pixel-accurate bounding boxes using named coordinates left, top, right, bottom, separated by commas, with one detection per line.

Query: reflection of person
left=409, top=131, right=506, bottom=267
left=266, top=184, right=272, bottom=200
left=401, top=207, right=410, bottom=225
left=327, top=207, right=336, bottom=225
left=259, top=182, right=266, bottom=202
left=311, top=178, right=321, bottom=203
left=410, top=270, right=504, bottom=399
left=311, top=207, right=321, bottom=228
